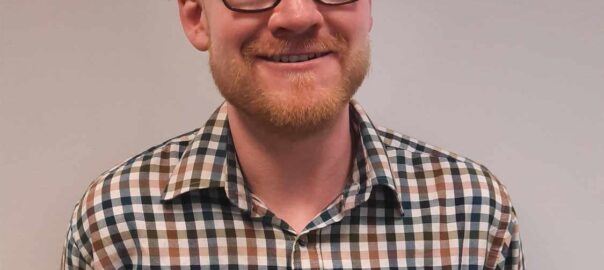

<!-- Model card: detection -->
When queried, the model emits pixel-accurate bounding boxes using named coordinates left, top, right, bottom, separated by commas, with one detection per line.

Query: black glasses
left=222, top=0, right=359, bottom=13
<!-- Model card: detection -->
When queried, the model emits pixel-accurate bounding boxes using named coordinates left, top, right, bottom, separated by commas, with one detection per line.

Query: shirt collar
left=161, top=100, right=404, bottom=216
left=348, top=100, right=404, bottom=215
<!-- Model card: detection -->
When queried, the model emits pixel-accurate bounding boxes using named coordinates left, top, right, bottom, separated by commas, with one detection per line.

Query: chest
left=89, top=195, right=492, bottom=269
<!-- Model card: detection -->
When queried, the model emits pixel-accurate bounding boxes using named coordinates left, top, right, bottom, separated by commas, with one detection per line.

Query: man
left=63, top=0, right=524, bottom=269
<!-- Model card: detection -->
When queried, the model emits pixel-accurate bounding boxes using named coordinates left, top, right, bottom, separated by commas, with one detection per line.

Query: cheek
left=209, top=17, right=264, bottom=56
left=326, top=14, right=371, bottom=43
left=208, top=20, right=239, bottom=52
left=349, top=14, right=372, bottom=39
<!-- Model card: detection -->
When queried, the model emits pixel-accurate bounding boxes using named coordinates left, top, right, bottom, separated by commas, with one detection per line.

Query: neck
left=227, top=103, right=353, bottom=233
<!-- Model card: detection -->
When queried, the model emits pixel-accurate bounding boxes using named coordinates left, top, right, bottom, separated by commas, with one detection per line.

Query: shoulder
left=377, top=126, right=515, bottom=217
left=65, top=129, right=199, bottom=250
left=377, top=126, right=479, bottom=165
left=84, top=128, right=198, bottom=201
left=377, top=126, right=523, bottom=267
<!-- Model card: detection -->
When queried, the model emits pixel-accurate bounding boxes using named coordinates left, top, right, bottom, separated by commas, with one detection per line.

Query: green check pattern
left=63, top=100, right=524, bottom=269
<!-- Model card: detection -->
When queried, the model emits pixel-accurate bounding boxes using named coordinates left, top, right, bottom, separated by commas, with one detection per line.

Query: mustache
left=242, top=34, right=349, bottom=58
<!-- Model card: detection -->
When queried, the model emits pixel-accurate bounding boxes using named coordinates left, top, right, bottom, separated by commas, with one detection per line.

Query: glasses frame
left=222, top=0, right=359, bottom=13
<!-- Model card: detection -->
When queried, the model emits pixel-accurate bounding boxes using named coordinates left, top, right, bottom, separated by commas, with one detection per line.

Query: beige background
left=1, top=0, right=603, bottom=269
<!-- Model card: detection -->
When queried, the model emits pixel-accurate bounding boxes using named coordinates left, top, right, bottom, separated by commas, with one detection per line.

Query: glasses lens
left=319, top=0, right=358, bottom=5
left=224, top=0, right=277, bottom=11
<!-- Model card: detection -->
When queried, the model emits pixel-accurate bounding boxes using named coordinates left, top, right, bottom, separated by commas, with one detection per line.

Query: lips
left=258, top=52, right=332, bottom=63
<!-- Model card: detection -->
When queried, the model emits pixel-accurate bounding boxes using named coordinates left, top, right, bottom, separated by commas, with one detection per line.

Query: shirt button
left=298, top=238, right=307, bottom=247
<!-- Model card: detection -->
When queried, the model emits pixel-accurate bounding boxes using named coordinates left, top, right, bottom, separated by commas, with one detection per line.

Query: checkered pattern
left=62, top=100, right=524, bottom=269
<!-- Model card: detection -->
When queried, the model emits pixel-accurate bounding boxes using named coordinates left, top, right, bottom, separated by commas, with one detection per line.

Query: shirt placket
left=287, top=185, right=371, bottom=270
left=289, top=231, right=322, bottom=270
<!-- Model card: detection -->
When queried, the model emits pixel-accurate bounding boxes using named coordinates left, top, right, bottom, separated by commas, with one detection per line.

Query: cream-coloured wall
left=1, top=0, right=603, bottom=268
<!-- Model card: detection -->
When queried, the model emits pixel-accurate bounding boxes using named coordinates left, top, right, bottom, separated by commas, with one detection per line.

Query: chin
left=231, top=84, right=350, bottom=137
left=211, top=39, right=370, bottom=136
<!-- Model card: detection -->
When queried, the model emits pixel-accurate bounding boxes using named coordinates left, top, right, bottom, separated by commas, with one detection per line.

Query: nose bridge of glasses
left=274, top=0, right=321, bottom=15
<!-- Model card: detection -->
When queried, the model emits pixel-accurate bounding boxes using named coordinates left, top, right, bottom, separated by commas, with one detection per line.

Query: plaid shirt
left=63, top=101, right=524, bottom=269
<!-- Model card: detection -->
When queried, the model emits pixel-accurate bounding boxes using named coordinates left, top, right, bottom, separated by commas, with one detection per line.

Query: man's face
left=180, top=0, right=372, bottom=134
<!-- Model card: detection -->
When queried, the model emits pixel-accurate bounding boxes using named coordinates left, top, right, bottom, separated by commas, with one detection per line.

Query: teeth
left=268, top=52, right=327, bottom=63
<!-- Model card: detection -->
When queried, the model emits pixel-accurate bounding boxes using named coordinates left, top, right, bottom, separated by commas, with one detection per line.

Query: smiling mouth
left=258, top=52, right=332, bottom=63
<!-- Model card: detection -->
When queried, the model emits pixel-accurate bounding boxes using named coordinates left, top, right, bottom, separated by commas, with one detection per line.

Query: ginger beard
left=209, top=34, right=370, bottom=136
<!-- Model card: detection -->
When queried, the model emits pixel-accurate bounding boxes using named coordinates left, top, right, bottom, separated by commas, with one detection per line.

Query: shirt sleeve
left=500, top=208, right=525, bottom=270
left=487, top=205, right=525, bottom=270
left=61, top=204, right=93, bottom=270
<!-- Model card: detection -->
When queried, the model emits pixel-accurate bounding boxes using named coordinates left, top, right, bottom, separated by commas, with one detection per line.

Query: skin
left=178, top=0, right=373, bottom=233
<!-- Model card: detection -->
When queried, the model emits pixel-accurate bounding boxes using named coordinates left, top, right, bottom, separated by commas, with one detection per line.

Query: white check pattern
left=63, top=100, right=524, bottom=269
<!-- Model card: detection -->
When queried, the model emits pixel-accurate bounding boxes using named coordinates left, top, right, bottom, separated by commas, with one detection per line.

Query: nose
left=268, top=0, right=324, bottom=38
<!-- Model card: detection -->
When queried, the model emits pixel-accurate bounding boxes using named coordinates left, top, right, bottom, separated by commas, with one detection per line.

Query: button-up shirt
left=63, top=101, right=524, bottom=269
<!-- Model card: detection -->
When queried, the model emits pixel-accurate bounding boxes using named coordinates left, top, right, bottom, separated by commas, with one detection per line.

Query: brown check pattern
left=62, top=100, right=524, bottom=269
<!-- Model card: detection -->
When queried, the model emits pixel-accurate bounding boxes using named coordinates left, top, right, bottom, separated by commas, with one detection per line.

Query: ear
left=178, top=0, right=210, bottom=51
